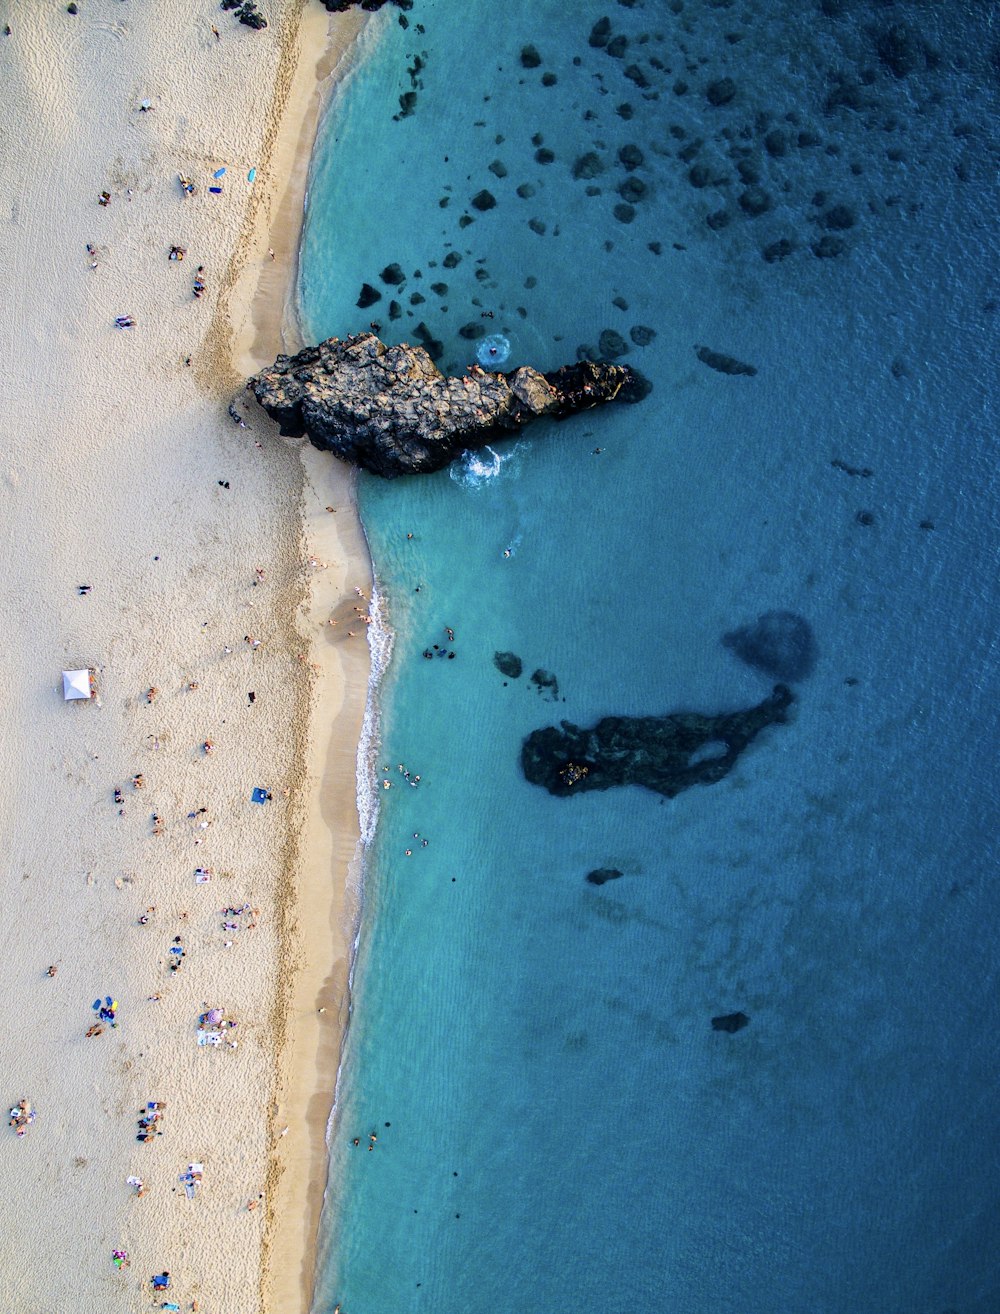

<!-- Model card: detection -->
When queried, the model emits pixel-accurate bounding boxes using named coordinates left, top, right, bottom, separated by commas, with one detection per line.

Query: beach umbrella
left=204, top=1008, right=223, bottom=1025
left=62, top=669, right=92, bottom=700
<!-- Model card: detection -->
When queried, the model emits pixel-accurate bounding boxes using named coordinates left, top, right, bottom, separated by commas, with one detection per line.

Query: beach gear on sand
left=251, top=786, right=269, bottom=804
left=213, top=167, right=226, bottom=178
left=62, top=669, right=93, bottom=700
left=247, top=167, right=257, bottom=183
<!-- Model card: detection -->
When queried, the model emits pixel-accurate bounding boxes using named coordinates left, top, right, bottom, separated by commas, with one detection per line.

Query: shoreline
left=222, top=9, right=377, bottom=1313
left=0, top=3, right=376, bottom=1311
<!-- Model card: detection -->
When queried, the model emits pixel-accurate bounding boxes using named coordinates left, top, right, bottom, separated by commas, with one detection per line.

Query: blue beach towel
left=251, top=787, right=269, bottom=805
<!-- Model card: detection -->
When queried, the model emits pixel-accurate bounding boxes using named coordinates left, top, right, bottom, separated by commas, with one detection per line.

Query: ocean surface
left=298, top=3, right=1000, bottom=1311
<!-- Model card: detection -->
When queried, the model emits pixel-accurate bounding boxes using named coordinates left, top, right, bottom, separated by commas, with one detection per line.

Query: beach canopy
left=62, top=669, right=92, bottom=700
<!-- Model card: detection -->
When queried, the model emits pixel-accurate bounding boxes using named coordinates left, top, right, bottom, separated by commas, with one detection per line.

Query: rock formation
left=249, top=333, right=635, bottom=478
left=711, top=1011, right=750, bottom=1033
left=722, top=612, right=817, bottom=682
left=317, top=0, right=411, bottom=12
left=521, top=685, right=793, bottom=799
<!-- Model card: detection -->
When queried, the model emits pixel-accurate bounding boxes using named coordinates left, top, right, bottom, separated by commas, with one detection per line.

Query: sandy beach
left=0, top=3, right=372, bottom=1310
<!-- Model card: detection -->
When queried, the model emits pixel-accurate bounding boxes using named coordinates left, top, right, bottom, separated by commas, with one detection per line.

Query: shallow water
left=300, top=3, right=1000, bottom=1310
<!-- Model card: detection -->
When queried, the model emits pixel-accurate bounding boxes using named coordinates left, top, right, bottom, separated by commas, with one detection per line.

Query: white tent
left=62, top=669, right=93, bottom=701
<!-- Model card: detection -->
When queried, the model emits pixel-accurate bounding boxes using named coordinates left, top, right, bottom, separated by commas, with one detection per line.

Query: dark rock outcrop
left=318, top=0, right=411, bottom=11
left=494, top=651, right=523, bottom=679
left=249, top=333, right=635, bottom=478
left=521, top=685, right=793, bottom=799
left=586, top=868, right=623, bottom=886
left=695, top=346, right=757, bottom=376
left=711, top=1011, right=750, bottom=1033
left=722, top=611, right=817, bottom=682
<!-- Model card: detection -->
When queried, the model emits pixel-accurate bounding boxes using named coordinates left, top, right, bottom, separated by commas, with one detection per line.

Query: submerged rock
left=249, top=333, right=636, bottom=478
left=711, top=1011, right=750, bottom=1033
left=521, top=685, right=793, bottom=798
left=494, top=651, right=523, bottom=679
left=586, top=868, right=623, bottom=886
left=318, top=0, right=412, bottom=10
left=695, top=346, right=757, bottom=376
left=721, top=611, right=817, bottom=682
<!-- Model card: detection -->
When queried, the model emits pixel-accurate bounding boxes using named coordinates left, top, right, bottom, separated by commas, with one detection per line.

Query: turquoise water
left=299, top=3, right=1000, bottom=1311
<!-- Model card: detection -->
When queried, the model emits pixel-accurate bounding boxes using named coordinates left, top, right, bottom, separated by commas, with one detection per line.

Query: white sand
left=0, top=3, right=372, bottom=1310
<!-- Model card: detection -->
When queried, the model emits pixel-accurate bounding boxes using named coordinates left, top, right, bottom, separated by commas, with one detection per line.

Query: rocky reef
left=711, top=1011, right=750, bottom=1033
left=316, top=0, right=411, bottom=11
left=249, top=333, right=635, bottom=478
left=722, top=611, right=817, bottom=682
left=521, top=685, right=793, bottom=799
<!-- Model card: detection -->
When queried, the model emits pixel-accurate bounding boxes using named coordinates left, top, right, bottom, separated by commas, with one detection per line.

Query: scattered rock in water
left=764, top=128, right=789, bottom=157
left=618, top=177, right=647, bottom=203
left=530, top=668, right=560, bottom=701
left=812, top=234, right=846, bottom=258
left=706, top=77, right=736, bottom=106
left=612, top=295, right=629, bottom=311
left=705, top=209, right=731, bottom=231
left=516, top=183, right=536, bottom=199
left=249, top=333, right=637, bottom=478
left=520, top=43, right=542, bottom=69
left=618, top=143, right=644, bottom=171
left=613, top=204, right=636, bottom=224
left=542, top=72, right=557, bottom=87
left=606, top=34, right=628, bottom=58
left=357, top=282, right=382, bottom=309
left=471, top=189, right=496, bottom=211
left=822, top=204, right=856, bottom=230
left=442, top=251, right=462, bottom=269
left=528, top=218, right=547, bottom=235
left=831, top=458, right=873, bottom=478
left=711, top=1012, right=750, bottom=1033
left=739, top=187, right=771, bottom=217
left=617, top=102, right=634, bottom=120
left=721, top=611, right=817, bottom=681
left=876, top=22, right=927, bottom=79
left=488, top=160, right=508, bottom=179
left=629, top=325, right=655, bottom=346
left=573, top=152, right=605, bottom=180
left=856, top=509, right=875, bottom=526
left=521, top=685, right=794, bottom=798
left=430, top=282, right=448, bottom=296
left=599, top=329, right=629, bottom=360
left=695, top=345, right=756, bottom=376
left=586, top=868, right=623, bottom=886
left=459, top=321, right=486, bottom=340
left=623, top=64, right=649, bottom=89
left=380, top=263, right=406, bottom=285
left=589, top=17, right=612, bottom=47
left=397, top=91, right=417, bottom=118
left=388, top=300, right=402, bottom=321
left=494, top=651, right=523, bottom=679
left=535, top=148, right=556, bottom=165
left=763, top=237, right=795, bottom=263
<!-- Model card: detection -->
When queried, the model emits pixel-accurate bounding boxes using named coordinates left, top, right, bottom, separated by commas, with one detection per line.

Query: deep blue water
left=298, top=3, right=1000, bottom=1311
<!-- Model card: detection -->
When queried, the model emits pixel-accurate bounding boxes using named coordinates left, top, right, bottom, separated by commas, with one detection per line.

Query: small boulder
left=471, top=189, right=496, bottom=211
left=520, top=44, right=542, bottom=69
left=599, top=329, right=629, bottom=360
left=586, top=868, right=623, bottom=886
left=706, top=77, right=736, bottom=106
left=494, top=651, right=523, bottom=679
left=357, top=282, right=381, bottom=308
left=711, top=1012, right=750, bottom=1033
